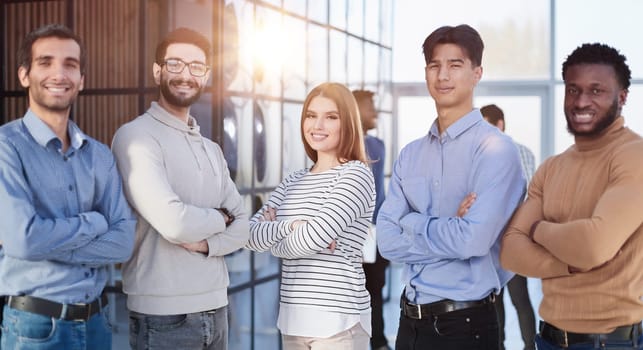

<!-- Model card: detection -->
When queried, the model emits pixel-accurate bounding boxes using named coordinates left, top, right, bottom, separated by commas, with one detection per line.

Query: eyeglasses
left=161, top=58, right=209, bottom=77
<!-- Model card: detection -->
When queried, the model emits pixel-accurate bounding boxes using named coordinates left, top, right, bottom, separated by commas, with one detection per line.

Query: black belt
left=540, top=321, right=642, bottom=348
left=401, top=293, right=496, bottom=320
left=7, top=294, right=108, bottom=321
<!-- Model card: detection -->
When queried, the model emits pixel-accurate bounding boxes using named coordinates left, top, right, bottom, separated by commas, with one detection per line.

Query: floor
left=111, top=263, right=543, bottom=350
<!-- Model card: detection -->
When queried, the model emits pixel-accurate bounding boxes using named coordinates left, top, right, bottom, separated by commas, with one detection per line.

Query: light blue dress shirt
left=377, top=109, right=525, bottom=304
left=0, top=110, right=136, bottom=304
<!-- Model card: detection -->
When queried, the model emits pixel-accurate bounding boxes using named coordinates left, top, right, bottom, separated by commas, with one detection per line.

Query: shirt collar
left=429, top=109, right=483, bottom=140
left=23, top=109, right=87, bottom=150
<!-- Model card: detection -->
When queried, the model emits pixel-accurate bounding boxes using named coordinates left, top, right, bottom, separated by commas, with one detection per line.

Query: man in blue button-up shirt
left=0, top=24, right=136, bottom=350
left=377, top=24, right=525, bottom=350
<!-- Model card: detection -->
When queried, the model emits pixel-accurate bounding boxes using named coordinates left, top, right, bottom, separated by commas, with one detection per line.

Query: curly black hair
left=562, top=43, right=631, bottom=90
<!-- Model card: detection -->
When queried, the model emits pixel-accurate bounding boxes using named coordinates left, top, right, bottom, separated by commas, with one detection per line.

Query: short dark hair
left=562, top=43, right=631, bottom=90
left=480, top=104, right=504, bottom=127
left=422, top=24, right=484, bottom=66
left=155, top=27, right=212, bottom=65
left=351, top=90, right=375, bottom=104
left=18, top=24, right=87, bottom=74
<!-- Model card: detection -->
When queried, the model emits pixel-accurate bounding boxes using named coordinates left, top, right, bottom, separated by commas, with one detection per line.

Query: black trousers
left=364, top=251, right=390, bottom=348
left=395, top=302, right=500, bottom=350
left=496, top=275, right=537, bottom=350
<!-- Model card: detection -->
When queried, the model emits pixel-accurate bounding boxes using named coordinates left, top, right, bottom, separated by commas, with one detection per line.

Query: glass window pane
left=283, top=15, right=307, bottom=100
left=379, top=50, right=393, bottom=110
left=226, top=198, right=254, bottom=285
left=222, top=3, right=242, bottom=90
left=232, top=96, right=254, bottom=189
left=254, top=6, right=283, bottom=97
left=283, top=0, right=306, bottom=17
left=329, top=0, right=346, bottom=30
left=393, top=0, right=549, bottom=82
left=308, top=23, right=328, bottom=89
left=227, top=249, right=251, bottom=287
left=308, top=0, right=328, bottom=24
left=254, top=100, right=282, bottom=187
left=623, top=85, right=643, bottom=134
left=475, top=96, right=543, bottom=165
left=254, top=249, right=280, bottom=278
left=329, top=30, right=347, bottom=84
left=397, top=97, right=436, bottom=151
left=347, top=36, right=363, bottom=86
left=253, top=280, right=280, bottom=348
left=376, top=112, right=394, bottom=177
left=223, top=97, right=240, bottom=181
left=283, top=103, right=308, bottom=175
left=555, top=0, right=643, bottom=79
left=347, top=0, right=364, bottom=37
left=554, top=85, right=574, bottom=154
left=364, top=0, right=379, bottom=42
left=364, top=43, right=379, bottom=87
left=380, top=0, right=393, bottom=47
left=227, top=1, right=254, bottom=93
left=228, top=288, right=252, bottom=350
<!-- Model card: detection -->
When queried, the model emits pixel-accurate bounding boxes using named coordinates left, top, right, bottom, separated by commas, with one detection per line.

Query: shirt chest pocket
left=401, top=177, right=432, bottom=213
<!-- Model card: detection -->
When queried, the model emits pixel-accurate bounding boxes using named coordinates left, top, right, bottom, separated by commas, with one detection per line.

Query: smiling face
left=563, top=63, right=627, bottom=136
left=303, top=95, right=342, bottom=160
left=425, top=43, right=481, bottom=112
left=154, top=43, right=210, bottom=109
left=18, top=37, right=84, bottom=116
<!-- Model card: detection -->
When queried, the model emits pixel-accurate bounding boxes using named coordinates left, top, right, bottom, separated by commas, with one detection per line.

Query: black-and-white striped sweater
left=247, top=160, right=375, bottom=314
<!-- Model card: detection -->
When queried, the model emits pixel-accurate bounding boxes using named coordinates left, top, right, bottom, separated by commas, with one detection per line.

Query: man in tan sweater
left=501, top=43, right=643, bottom=349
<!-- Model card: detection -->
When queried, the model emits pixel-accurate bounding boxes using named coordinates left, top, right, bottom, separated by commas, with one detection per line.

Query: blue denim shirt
left=377, top=109, right=525, bottom=304
left=0, top=110, right=136, bottom=304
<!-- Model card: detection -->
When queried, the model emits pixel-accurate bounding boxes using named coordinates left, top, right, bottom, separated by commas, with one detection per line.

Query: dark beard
left=566, top=98, right=619, bottom=137
left=159, top=77, right=202, bottom=107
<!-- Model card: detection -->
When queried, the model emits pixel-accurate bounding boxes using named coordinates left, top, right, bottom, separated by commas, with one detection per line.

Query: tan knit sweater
left=501, top=117, right=643, bottom=333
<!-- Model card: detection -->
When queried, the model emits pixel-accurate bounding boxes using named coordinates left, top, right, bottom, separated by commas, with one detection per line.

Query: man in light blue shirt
left=377, top=24, right=525, bottom=350
left=0, top=24, right=136, bottom=350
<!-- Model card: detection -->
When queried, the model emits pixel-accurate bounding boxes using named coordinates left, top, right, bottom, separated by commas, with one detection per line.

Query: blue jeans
left=536, top=334, right=643, bottom=350
left=1, top=304, right=111, bottom=350
left=129, top=306, right=228, bottom=350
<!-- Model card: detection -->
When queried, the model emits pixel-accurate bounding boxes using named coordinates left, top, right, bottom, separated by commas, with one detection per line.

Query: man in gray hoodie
left=112, top=27, right=249, bottom=350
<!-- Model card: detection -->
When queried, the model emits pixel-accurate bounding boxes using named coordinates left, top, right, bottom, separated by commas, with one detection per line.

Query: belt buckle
left=70, top=302, right=91, bottom=322
left=415, top=303, right=422, bottom=319
left=562, top=329, right=568, bottom=348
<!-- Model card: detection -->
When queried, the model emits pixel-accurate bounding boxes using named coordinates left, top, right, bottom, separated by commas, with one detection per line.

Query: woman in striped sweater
left=247, top=82, right=376, bottom=349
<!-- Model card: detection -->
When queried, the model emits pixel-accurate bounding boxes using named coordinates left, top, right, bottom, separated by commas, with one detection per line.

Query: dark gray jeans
left=129, top=306, right=228, bottom=350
